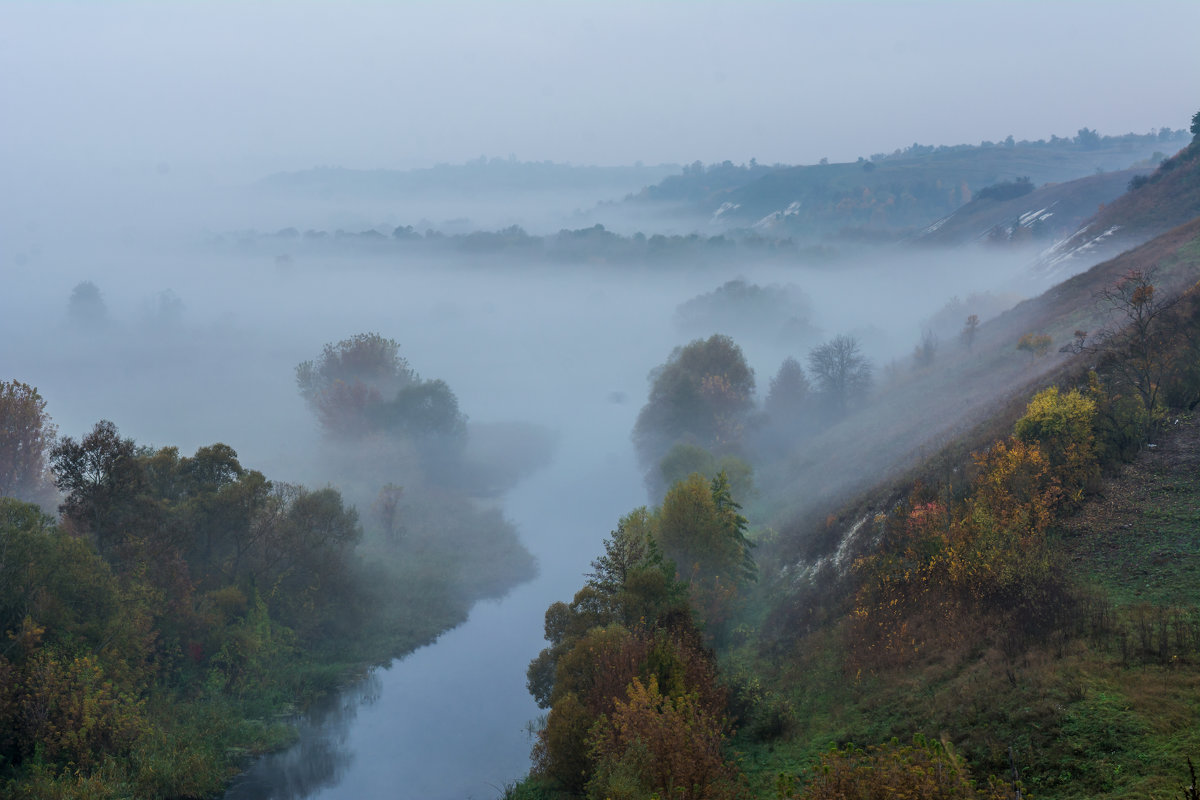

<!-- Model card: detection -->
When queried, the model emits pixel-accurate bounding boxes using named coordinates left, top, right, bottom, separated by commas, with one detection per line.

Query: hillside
left=917, top=168, right=1151, bottom=246
left=729, top=175, right=1200, bottom=796
left=508, top=207, right=1200, bottom=800
left=739, top=409, right=1200, bottom=799
left=757, top=214, right=1200, bottom=562
left=1039, top=138, right=1200, bottom=280
left=623, top=130, right=1188, bottom=239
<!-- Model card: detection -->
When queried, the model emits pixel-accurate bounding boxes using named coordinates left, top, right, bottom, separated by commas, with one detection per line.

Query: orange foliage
left=794, top=737, right=1017, bottom=800
left=588, top=675, right=740, bottom=800
left=970, top=437, right=1061, bottom=540
left=9, top=649, right=144, bottom=769
left=850, top=431, right=1073, bottom=670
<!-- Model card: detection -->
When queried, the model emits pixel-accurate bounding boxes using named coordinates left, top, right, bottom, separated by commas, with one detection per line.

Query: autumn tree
left=658, top=443, right=754, bottom=507
left=633, top=334, right=755, bottom=487
left=655, top=472, right=755, bottom=641
left=0, top=499, right=150, bottom=772
left=1013, top=386, right=1098, bottom=502
left=1016, top=332, right=1052, bottom=362
left=296, top=333, right=416, bottom=437
left=0, top=381, right=56, bottom=503
left=296, top=334, right=468, bottom=459
left=526, top=502, right=737, bottom=795
left=794, top=737, right=1014, bottom=800
left=533, top=625, right=730, bottom=795
left=657, top=472, right=754, bottom=587
left=296, top=332, right=414, bottom=403
left=807, top=334, right=872, bottom=415
left=587, top=675, right=740, bottom=800
left=527, top=508, right=689, bottom=709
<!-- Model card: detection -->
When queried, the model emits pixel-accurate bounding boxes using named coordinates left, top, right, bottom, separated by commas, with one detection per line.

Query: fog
left=4, top=1, right=1198, bottom=796
left=4, top=218, right=1045, bottom=796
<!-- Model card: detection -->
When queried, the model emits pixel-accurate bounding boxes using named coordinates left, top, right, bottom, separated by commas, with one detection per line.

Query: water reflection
left=224, top=674, right=381, bottom=800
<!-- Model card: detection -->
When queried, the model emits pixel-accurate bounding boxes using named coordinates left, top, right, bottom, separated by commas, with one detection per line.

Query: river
left=209, top=257, right=671, bottom=799
left=223, top=405, right=646, bottom=799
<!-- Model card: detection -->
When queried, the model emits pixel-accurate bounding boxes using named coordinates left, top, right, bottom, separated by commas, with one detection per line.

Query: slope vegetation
left=734, top=210, right=1200, bottom=797
left=1040, top=138, right=1200, bottom=279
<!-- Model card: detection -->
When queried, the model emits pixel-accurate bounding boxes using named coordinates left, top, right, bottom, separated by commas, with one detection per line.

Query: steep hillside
left=741, top=411, right=1200, bottom=799
left=733, top=219, right=1200, bottom=799
left=918, top=168, right=1151, bottom=246
left=761, top=214, right=1200, bottom=564
left=1039, top=138, right=1200, bottom=280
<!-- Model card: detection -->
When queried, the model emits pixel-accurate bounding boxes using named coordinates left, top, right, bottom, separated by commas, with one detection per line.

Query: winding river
left=210, top=258, right=675, bottom=799
left=224, top=415, right=646, bottom=800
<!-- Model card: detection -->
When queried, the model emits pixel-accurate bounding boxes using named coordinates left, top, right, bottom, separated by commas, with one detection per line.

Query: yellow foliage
left=793, top=736, right=1020, bottom=800
left=1014, top=386, right=1098, bottom=502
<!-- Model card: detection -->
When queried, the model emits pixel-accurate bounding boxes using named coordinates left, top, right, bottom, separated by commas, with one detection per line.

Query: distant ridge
left=258, top=159, right=681, bottom=198
left=626, top=129, right=1189, bottom=239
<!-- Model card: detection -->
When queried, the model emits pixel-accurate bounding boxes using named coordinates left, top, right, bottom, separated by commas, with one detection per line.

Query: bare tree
left=1065, top=267, right=1182, bottom=416
left=808, top=335, right=872, bottom=414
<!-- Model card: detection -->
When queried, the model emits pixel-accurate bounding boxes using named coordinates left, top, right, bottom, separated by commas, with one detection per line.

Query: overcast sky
left=3, top=0, right=1198, bottom=177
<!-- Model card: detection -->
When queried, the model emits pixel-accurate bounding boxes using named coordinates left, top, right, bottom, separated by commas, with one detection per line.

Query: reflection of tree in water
left=223, top=673, right=382, bottom=800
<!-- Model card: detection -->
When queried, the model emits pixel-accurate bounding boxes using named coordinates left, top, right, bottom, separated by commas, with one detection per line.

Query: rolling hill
left=623, top=130, right=1188, bottom=240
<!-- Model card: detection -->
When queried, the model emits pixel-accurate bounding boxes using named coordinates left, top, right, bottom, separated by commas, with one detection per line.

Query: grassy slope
left=1078, top=140, right=1200, bottom=239
left=1038, top=140, right=1200, bottom=279
left=919, top=168, right=1149, bottom=245
left=738, top=413, right=1200, bottom=798
left=734, top=214, right=1200, bottom=798
left=759, top=214, right=1200, bottom=567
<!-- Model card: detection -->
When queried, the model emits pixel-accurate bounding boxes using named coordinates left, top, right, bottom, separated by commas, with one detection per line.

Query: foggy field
left=3, top=239, right=1044, bottom=480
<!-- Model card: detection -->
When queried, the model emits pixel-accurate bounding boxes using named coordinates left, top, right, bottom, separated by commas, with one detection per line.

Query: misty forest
left=5, top=4, right=1200, bottom=800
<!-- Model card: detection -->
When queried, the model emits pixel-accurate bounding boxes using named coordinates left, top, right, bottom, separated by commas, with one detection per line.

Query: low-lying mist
left=1, top=171, right=1120, bottom=798
left=6, top=208, right=1056, bottom=484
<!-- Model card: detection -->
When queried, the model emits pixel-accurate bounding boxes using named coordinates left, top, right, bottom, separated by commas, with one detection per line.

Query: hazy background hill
left=613, top=129, right=1188, bottom=240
